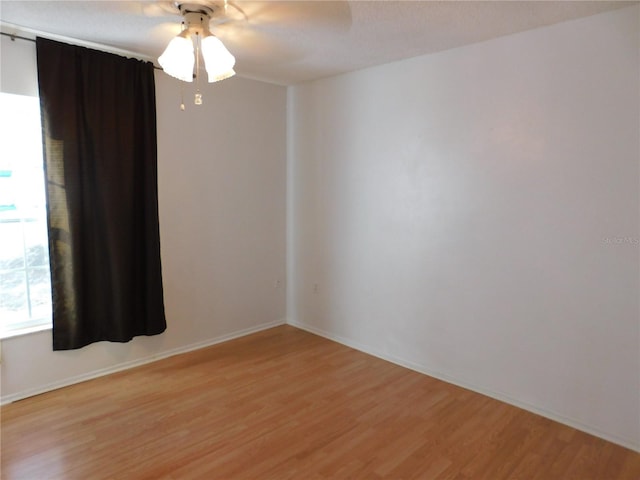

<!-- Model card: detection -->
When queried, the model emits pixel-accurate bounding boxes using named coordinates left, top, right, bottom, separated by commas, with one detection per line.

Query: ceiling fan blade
left=237, top=1, right=352, bottom=34
left=140, top=1, right=181, bottom=18
left=215, top=22, right=303, bottom=65
left=149, top=21, right=184, bottom=44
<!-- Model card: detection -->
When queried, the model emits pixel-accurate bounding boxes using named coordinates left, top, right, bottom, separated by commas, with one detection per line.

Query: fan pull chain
left=194, top=31, right=203, bottom=105
left=178, top=20, right=187, bottom=111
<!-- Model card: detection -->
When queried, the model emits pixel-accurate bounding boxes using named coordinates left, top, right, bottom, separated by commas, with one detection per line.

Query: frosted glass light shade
left=158, top=34, right=195, bottom=82
left=201, top=35, right=236, bottom=82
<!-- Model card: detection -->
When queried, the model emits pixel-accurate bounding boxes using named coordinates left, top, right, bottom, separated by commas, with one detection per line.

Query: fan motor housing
left=177, top=2, right=224, bottom=18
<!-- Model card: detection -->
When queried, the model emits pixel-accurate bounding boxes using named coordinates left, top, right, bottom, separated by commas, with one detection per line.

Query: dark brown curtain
left=36, top=37, right=166, bottom=350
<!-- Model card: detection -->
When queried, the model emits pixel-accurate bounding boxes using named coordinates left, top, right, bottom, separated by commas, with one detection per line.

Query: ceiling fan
left=145, top=0, right=353, bottom=80
left=142, top=0, right=351, bottom=106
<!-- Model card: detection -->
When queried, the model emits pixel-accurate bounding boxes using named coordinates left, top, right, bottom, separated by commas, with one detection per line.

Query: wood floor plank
left=2, top=325, right=638, bottom=479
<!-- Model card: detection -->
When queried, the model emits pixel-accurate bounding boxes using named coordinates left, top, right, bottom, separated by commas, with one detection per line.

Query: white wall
left=156, top=73, right=287, bottom=345
left=288, top=6, right=640, bottom=450
left=0, top=37, right=287, bottom=402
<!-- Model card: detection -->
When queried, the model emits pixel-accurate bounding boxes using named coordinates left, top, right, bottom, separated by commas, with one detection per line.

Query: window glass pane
left=0, top=270, right=28, bottom=321
left=0, top=94, right=46, bottom=219
left=0, top=93, right=43, bottom=167
left=24, top=220, right=49, bottom=267
left=28, top=267, right=52, bottom=319
left=0, top=222, right=25, bottom=270
left=0, top=170, right=18, bottom=215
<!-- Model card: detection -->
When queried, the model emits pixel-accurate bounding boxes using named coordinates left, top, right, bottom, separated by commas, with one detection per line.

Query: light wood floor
left=2, top=325, right=639, bottom=479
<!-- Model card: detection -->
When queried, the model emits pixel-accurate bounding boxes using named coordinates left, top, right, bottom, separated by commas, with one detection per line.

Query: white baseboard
left=1, top=319, right=286, bottom=405
left=288, top=320, right=640, bottom=453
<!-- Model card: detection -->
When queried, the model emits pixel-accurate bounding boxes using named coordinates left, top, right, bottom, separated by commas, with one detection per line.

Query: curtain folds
left=36, top=37, right=166, bottom=350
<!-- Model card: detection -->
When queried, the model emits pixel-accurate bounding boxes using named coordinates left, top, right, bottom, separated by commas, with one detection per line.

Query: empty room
left=1, top=1, right=639, bottom=478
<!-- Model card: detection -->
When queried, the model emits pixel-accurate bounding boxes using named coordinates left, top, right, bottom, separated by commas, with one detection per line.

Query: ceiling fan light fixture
left=158, top=31, right=195, bottom=82
left=201, top=34, right=236, bottom=82
left=159, top=3, right=236, bottom=85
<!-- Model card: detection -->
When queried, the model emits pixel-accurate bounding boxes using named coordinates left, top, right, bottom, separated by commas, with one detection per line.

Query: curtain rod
left=1, top=31, right=163, bottom=70
left=1, top=31, right=33, bottom=43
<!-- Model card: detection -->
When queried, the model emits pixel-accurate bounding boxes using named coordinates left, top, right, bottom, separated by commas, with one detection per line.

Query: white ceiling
left=0, top=1, right=635, bottom=85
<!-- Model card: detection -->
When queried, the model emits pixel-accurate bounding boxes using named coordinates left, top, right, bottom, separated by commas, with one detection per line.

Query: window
left=0, top=92, right=52, bottom=336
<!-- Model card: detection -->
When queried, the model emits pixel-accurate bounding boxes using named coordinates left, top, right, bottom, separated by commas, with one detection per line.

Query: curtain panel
left=36, top=37, right=166, bottom=350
